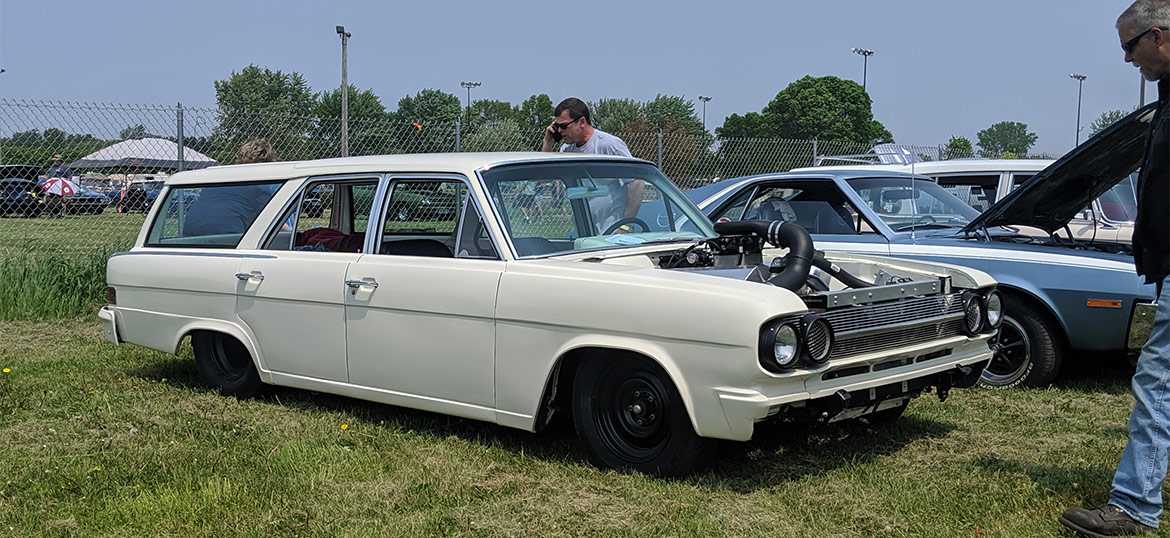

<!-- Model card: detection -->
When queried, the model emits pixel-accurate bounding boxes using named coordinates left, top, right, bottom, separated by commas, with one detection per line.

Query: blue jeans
left=1110, top=274, right=1170, bottom=528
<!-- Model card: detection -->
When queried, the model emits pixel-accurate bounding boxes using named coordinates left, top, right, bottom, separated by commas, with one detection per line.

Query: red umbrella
left=42, top=177, right=79, bottom=196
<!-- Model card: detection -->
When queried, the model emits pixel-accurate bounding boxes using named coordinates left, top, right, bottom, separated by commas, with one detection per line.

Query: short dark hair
left=554, top=97, right=591, bottom=125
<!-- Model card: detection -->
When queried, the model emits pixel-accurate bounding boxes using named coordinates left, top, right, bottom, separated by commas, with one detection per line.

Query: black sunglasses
left=552, top=117, right=579, bottom=130
left=1123, top=26, right=1168, bottom=54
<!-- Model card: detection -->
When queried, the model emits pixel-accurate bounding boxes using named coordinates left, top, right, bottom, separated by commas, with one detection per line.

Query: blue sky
left=0, top=0, right=1150, bottom=154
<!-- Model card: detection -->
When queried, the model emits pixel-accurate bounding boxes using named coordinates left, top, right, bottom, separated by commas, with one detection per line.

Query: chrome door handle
left=345, top=279, right=379, bottom=289
left=235, top=271, right=264, bottom=281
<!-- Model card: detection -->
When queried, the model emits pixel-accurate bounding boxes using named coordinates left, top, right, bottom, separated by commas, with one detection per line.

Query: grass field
left=0, top=317, right=1161, bottom=537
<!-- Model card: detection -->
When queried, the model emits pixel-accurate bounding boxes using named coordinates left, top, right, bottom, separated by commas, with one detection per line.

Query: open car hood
left=961, top=103, right=1156, bottom=234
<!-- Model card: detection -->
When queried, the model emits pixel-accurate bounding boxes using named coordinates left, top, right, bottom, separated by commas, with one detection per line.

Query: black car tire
left=978, top=298, right=1063, bottom=389
left=572, top=354, right=716, bottom=477
left=193, top=332, right=262, bottom=398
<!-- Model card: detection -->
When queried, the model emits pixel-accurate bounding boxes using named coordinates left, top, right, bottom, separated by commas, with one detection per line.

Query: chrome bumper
left=1127, top=301, right=1157, bottom=351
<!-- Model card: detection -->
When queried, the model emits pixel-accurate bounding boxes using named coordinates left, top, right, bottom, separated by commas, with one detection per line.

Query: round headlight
left=802, top=314, right=833, bottom=364
left=759, top=320, right=801, bottom=373
left=984, top=290, right=1004, bottom=329
left=962, top=292, right=984, bottom=336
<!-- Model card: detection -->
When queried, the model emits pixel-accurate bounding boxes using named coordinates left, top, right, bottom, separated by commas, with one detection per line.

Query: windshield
left=1097, top=172, right=1138, bottom=222
left=847, top=177, right=981, bottom=231
left=479, top=161, right=714, bottom=257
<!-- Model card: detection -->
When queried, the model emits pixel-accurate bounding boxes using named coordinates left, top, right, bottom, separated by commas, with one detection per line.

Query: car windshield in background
left=145, top=181, right=283, bottom=248
left=479, top=161, right=714, bottom=257
left=846, top=177, right=981, bottom=231
left=1098, top=172, right=1139, bottom=222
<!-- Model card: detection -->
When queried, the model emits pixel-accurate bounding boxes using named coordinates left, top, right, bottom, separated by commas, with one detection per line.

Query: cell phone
left=551, top=129, right=562, bottom=142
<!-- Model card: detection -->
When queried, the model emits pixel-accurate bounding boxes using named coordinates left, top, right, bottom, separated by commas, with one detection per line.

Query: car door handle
left=235, top=271, right=264, bottom=281
left=345, top=279, right=379, bottom=289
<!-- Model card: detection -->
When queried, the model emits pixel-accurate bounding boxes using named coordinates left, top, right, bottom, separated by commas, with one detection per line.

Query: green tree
left=467, top=99, right=517, bottom=126
left=943, top=135, right=974, bottom=159
left=119, top=124, right=147, bottom=140
left=1088, top=109, right=1131, bottom=137
left=976, top=121, right=1038, bottom=157
left=716, top=112, right=770, bottom=138
left=463, top=119, right=532, bottom=152
left=388, top=89, right=461, bottom=153
left=762, top=75, right=892, bottom=144
left=588, top=98, right=642, bottom=134
left=313, top=85, right=390, bottom=157
left=212, top=64, right=317, bottom=159
left=515, top=94, right=554, bottom=133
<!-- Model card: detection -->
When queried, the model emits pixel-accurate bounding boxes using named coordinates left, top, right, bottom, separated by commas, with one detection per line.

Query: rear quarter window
left=145, top=181, right=284, bottom=248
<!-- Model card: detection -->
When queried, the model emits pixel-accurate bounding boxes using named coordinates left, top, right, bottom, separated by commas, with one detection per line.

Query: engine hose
left=810, top=254, right=875, bottom=288
left=713, top=219, right=813, bottom=291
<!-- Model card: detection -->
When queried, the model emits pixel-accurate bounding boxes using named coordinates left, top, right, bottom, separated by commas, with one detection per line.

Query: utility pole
left=698, top=95, right=712, bottom=133
left=1070, top=73, right=1087, bottom=146
left=336, top=26, right=351, bottom=157
left=460, top=81, right=481, bottom=129
left=852, top=48, right=874, bottom=91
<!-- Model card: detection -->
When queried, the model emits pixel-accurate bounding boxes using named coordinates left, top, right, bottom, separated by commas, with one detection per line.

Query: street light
left=698, top=95, right=712, bottom=133
left=336, top=26, right=351, bottom=157
left=460, top=81, right=481, bottom=127
left=1, top=68, right=6, bottom=164
left=852, top=48, right=874, bottom=91
left=1070, top=73, right=1087, bottom=146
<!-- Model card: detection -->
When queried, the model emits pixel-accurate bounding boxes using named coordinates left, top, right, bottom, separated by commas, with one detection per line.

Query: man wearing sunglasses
left=1060, top=1, right=1170, bottom=536
left=542, top=98, right=644, bottom=234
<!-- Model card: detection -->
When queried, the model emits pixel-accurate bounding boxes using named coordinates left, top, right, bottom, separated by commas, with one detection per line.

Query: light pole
left=698, top=95, right=712, bottom=133
left=460, top=81, right=481, bottom=128
left=336, top=26, right=351, bottom=157
left=852, top=48, right=874, bottom=91
left=1070, top=73, right=1087, bottom=146
left=1, top=68, right=6, bottom=164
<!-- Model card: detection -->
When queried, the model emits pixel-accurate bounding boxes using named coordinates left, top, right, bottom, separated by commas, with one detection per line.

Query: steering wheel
left=894, top=215, right=936, bottom=231
left=604, top=217, right=650, bottom=235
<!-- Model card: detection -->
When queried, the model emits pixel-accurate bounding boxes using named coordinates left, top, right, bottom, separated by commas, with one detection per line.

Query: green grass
left=0, top=318, right=1162, bottom=536
left=0, top=251, right=111, bottom=320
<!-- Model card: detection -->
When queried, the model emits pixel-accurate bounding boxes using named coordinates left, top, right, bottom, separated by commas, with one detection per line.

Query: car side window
left=737, top=184, right=870, bottom=236
left=935, top=174, right=1000, bottom=211
left=145, top=181, right=283, bottom=248
left=376, top=180, right=466, bottom=258
left=263, top=178, right=378, bottom=253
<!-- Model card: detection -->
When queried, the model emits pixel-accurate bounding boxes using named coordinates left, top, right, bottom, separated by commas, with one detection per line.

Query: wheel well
left=533, top=347, right=663, bottom=433
left=997, top=286, right=1070, bottom=350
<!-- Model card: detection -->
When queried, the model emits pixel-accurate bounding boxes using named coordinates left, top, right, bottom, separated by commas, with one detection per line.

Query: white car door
left=344, top=177, right=503, bottom=410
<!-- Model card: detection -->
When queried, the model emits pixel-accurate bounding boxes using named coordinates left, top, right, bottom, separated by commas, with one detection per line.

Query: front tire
left=192, top=332, right=262, bottom=398
left=978, top=299, right=1063, bottom=389
left=572, top=354, right=716, bottom=477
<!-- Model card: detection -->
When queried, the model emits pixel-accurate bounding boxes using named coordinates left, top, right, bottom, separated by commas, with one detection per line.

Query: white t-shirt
left=561, top=129, right=637, bottom=233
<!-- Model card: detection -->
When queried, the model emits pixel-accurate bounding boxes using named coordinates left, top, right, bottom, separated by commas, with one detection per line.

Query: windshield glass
left=480, top=161, right=714, bottom=257
left=846, top=177, right=981, bottom=231
left=1097, top=172, right=1138, bottom=222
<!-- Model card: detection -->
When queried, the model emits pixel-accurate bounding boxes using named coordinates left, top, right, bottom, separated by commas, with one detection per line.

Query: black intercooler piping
left=810, top=254, right=875, bottom=289
left=714, top=219, right=813, bottom=291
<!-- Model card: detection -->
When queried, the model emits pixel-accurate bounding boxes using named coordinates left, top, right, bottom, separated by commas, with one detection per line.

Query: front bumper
left=1128, top=301, right=1157, bottom=352
left=714, top=336, right=992, bottom=441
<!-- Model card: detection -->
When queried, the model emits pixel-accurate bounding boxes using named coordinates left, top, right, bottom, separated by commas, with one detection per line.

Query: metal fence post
left=455, top=118, right=461, bottom=152
left=811, top=139, right=818, bottom=167
left=656, top=128, right=663, bottom=169
left=176, top=103, right=184, bottom=172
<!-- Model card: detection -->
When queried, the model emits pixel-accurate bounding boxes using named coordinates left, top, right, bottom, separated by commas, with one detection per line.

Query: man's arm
left=622, top=179, right=645, bottom=218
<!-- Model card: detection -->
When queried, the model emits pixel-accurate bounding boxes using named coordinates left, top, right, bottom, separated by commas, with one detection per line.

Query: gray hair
left=1117, top=0, right=1170, bottom=30
left=235, top=139, right=277, bottom=164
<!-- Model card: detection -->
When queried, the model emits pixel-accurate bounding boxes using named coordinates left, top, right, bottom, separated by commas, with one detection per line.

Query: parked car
left=113, top=179, right=166, bottom=213
left=803, top=159, right=1138, bottom=243
left=686, top=106, right=1158, bottom=389
left=66, top=187, right=111, bottom=215
left=0, top=177, right=44, bottom=217
left=100, top=153, right=999, bottom=476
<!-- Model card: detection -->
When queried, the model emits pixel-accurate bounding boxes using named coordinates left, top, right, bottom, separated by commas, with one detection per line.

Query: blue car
left=684, top=105, right=1158, bottom=388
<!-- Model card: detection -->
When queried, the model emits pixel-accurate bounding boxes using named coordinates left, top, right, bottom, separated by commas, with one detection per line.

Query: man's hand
left=541, top=122, right=558, bottom=152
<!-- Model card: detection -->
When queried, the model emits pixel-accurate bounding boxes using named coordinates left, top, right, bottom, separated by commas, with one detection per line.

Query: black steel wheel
left=572, top=355, right=716, bottom=477
left=978, top=299, right=1062, bottom=389
left=192, top=332, right=262, bottom=398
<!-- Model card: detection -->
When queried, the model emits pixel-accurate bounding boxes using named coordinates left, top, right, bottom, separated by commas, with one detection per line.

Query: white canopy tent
left=70, top=136, right=218, bottom=170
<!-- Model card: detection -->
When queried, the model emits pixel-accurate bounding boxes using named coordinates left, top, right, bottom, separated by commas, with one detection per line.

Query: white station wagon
left=99, top=153, right=1000, bottom=476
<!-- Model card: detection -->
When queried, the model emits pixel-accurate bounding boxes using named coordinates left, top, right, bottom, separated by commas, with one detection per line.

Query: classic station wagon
left=99, top=153, right=999, bottom=476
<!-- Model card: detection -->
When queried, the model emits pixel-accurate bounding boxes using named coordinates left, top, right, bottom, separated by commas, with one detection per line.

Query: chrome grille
left=831, top=319, right=966, bottom=358
left=806, top=320, right=830, bottom=362
left=822, top=293, right=964, bottom=335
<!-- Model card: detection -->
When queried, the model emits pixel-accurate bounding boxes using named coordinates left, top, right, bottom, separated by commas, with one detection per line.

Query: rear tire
left=978, top=299, right=1062, bottom=389
left=192, top=332, right=262, bottom=398
left=572, top=354, right=716, bottom=477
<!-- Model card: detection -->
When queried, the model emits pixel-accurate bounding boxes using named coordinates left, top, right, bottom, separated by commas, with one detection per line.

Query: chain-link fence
left=0, top=98, right=1029, bottom=258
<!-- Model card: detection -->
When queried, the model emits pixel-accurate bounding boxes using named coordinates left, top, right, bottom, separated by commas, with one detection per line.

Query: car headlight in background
left=984, top=290, right=1003, bottom=330
left=759, top=320, right=801, bottom=373
left=961, top=291, right=986, bottom=336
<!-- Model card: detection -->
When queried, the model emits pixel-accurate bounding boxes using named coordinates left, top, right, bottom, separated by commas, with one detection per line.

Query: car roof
left=794, top=159, right=1053, bottom=175
left=165, top=152, right=650, bottom=186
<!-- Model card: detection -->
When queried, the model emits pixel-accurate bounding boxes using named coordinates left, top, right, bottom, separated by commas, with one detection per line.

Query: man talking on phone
left=542, top=97, right=643, bottom=234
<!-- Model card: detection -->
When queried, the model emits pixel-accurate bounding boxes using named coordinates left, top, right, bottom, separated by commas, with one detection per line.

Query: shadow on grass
left=128, top=355, right=959, bottom=490
left=1052, top=352, right=1134, bottom=395
left=968, top=454, right=1118, bottom=504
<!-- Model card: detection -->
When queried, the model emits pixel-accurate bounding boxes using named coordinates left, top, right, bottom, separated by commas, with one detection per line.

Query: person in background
left=182, top=139, right=279, bottom=235
left=46, top=154, right=72, bottom=180
left=541, top=97, right=643, bottom=234
left=44, top=154, right=74, bottom=217
left=1059, top=1, right=1170, bottom=535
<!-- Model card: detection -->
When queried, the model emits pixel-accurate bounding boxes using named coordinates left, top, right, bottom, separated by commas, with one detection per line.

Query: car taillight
left=106, top=287, right=116, bottom=305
